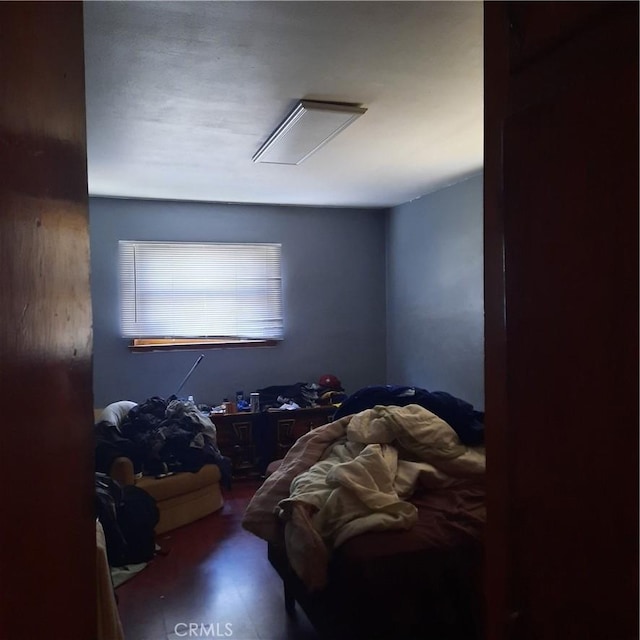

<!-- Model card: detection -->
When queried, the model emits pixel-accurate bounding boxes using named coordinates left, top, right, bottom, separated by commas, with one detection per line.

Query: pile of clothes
left=257, top=374, right=347, bottom=410
left=334, top=385, right=484, bottom=446
left=255, top=382, right=323, bottom=410
left=95, top=396, right=231, bottom=487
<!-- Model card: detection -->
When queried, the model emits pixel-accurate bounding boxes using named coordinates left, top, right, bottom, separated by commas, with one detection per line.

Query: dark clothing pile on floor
left=334, top=385, right=484, bottom=446
left=95, top=396, right=232, bottom=488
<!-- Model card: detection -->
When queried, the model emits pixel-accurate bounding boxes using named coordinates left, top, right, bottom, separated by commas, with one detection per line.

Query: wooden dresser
left=212, top=406, right=336, bottom=477
left=265, top=406, right=336, bottom=461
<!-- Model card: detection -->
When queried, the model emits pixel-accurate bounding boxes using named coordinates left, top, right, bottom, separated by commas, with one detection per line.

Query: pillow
left=97, top=401, right=138, bottom=428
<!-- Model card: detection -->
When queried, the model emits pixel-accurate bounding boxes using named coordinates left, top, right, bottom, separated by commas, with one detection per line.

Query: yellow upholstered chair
left=96, top=402, right=224, bottom=534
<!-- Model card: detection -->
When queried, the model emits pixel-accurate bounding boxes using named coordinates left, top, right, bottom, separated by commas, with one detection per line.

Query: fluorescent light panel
left=253, top=100, right=366, bottom=165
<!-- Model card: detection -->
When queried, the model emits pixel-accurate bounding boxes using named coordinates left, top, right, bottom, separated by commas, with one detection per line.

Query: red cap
left=318, top=374, right=342, bottom=389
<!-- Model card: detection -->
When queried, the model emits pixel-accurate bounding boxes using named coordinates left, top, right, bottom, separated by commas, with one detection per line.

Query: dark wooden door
left=0, top=3, right=95, bottom=637
left=484, top=3, right=638, bottom=639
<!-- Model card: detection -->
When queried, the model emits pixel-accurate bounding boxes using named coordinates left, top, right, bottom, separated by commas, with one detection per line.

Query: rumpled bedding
left=334, top=385, right=485, bottom=445
left=242, top=404, right=485, bottom=590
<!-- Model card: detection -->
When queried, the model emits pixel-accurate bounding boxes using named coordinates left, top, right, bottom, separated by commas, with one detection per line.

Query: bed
left=243, top=402, right=485, bottom=640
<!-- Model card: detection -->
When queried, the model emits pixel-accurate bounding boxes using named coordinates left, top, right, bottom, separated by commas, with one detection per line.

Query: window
left=119, top=241, right=282, bottom=349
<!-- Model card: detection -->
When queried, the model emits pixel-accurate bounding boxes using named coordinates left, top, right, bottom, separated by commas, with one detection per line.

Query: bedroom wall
left=90, top=197, right=387, bottom=408
left=386, top=173, right=484, bottom=408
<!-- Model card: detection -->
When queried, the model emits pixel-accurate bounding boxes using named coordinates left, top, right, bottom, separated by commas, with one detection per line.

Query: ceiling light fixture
left=252, top=100, right=367, bottom=165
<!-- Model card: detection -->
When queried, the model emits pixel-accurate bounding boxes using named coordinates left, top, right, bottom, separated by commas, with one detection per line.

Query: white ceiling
left=83, top=1, right=483, bottom=209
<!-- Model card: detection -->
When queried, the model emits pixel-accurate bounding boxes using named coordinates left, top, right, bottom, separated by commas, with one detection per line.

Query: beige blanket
left=242, top=404, right=485, bottom=589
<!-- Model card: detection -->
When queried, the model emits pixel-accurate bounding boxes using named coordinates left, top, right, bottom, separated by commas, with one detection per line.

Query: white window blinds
left=119, top=241, right=283, bottom=340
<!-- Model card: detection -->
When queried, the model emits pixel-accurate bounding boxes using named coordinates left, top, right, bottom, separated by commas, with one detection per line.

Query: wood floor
left=117, top=480, right=320, bottom=640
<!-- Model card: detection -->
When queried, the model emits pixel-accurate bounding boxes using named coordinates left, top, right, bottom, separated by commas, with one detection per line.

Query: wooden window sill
left=129, top=338, right=278, bottom=352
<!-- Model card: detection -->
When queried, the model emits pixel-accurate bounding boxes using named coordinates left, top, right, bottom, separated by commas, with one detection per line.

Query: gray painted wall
left=90, top=197, right=387, bottom=407
left=386, top=174, right=484, bottom=408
